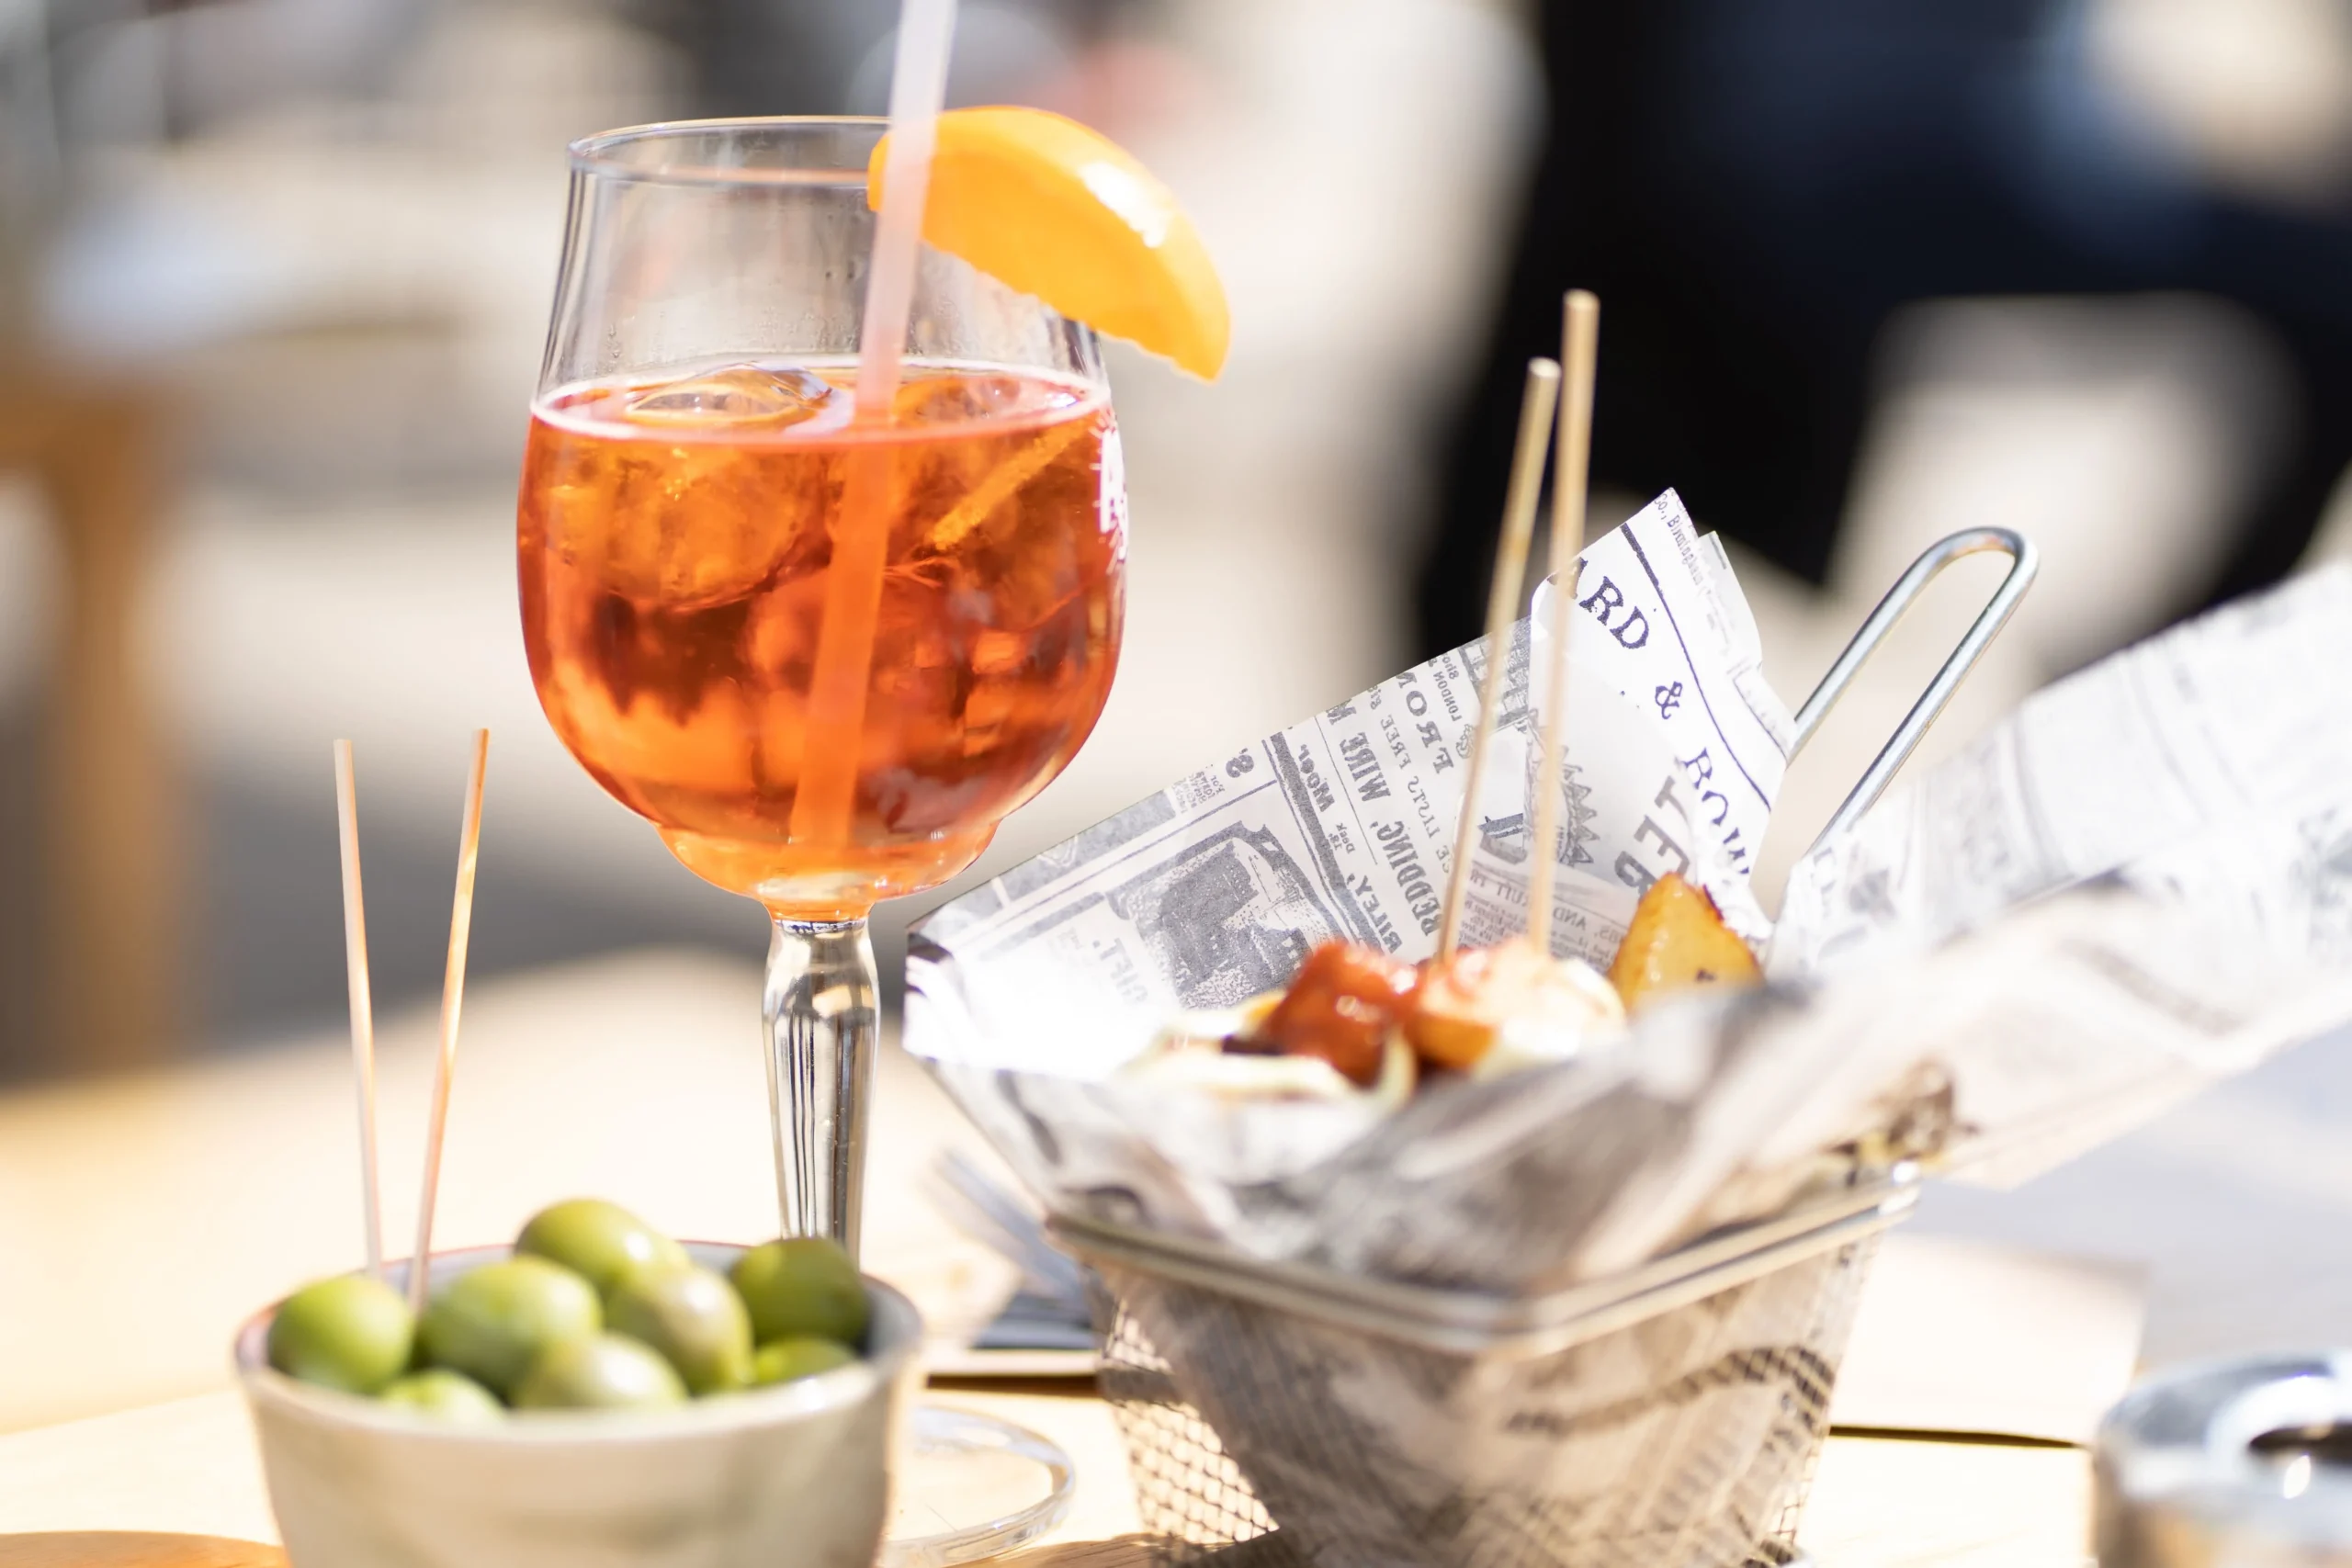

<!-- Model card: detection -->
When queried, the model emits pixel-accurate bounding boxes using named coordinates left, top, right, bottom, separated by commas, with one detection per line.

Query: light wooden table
left=0, top=951, right=2096, bottom=1565
left=0, top=1384, right=2090, bottom=1568
left=0, top=953, right=1025, bottom=1433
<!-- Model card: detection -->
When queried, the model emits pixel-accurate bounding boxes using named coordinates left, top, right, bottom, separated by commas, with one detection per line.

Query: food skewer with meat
left=1129, top=309, right=1764, bottom=1111
left=1129, top=872, right=1762, bottom=1103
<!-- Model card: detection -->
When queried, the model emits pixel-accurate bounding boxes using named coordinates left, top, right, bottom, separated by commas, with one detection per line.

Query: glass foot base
left=882, top=1404, right=1077, bottom=1567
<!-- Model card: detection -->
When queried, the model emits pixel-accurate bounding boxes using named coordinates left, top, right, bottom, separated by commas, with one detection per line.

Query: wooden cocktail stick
left=1525, top=290, right=1600, bottom=954
left=1436, top=358, right=1561, bottom=960
left=332, top=740, right=383, bottom=1283
left=409, top=728, right=490, bottom=1318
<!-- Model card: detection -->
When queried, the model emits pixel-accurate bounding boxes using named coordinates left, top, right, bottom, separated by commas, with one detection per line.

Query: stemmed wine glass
left=518, top=118, right=1122, bottom=1255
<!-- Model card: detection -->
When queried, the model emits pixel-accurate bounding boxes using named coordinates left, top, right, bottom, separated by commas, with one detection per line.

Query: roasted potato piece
left=1247, top=941, right=1419, bottom=1086
left=1606, top=873, right=1761, bottom=1013
left=1407, top=937, right=1623, bottom=1072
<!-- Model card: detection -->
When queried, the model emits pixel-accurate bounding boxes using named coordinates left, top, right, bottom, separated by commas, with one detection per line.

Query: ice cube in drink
left=517, top=360, right=1122, bottom=916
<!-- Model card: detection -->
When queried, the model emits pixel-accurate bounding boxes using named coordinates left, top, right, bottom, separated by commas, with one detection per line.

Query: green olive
left=752, top=1336, right=858, bottom=1387
left=513, top=1332, right=687, bottom=1410
left=417, top=1257, right=600, bottom=1398
left=731, top=1237, right=869, bottom=1348
left=379, top=1369, right=504, bottom=1424
left=267, top=1274, right=414, bottom=1395
left=515, top=1199, right=687, bottom=1297
left=605, top=1265, right=752, bottom=1394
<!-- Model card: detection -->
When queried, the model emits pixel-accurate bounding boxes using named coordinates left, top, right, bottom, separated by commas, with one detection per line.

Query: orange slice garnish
left=869, top=107, right=1229, bottom=379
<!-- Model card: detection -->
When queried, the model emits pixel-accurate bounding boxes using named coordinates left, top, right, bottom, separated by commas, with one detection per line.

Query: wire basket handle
left=1791, top=528, right=2038, bottom=851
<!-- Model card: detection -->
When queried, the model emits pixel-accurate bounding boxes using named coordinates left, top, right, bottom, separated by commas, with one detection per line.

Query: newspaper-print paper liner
left=911, top=495, right=1792, bottom=1292
left=908, top=523, right=2352, bottom=1292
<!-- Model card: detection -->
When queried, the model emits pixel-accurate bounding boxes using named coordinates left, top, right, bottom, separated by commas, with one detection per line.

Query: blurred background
left=4, top=0, right=2352, bottom=1365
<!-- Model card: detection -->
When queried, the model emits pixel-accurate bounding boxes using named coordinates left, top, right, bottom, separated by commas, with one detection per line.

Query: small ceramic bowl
left=234, top=1243, right=922, bottom=1568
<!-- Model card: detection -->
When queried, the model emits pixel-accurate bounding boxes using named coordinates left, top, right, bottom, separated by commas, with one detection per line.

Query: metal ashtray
left=2099, top=1350, right=2352, bottom=1567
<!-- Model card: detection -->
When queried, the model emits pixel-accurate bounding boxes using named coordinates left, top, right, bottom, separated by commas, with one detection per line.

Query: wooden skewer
left=409, top=728, right=490, bottom=1318
left=1526, top=290, right=1601, bottom=955
left=1436, top=358, right=1562, bottom=960
left=332, top=740, right=383, bottom=1283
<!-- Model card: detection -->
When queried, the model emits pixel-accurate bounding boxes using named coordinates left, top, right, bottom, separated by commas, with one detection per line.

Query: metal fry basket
left=1044, top=529, right=2036, bottom=1567
left=1058, top=1172, right=1916, bottom=1568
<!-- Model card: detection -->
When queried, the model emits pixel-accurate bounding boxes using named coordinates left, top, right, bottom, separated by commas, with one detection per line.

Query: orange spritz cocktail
left=518, top=109, right=1222, bottom=1252
left=519, top=359, right=1122, bottom=916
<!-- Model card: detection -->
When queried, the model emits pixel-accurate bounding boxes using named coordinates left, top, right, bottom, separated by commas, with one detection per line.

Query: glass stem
left=762, top=916, right=878, bottom=1258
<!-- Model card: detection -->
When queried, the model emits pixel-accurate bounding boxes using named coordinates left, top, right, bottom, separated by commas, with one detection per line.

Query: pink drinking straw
left=790, top=0, right=961, bottom=850
left=855, top=0, right=957, bottom=422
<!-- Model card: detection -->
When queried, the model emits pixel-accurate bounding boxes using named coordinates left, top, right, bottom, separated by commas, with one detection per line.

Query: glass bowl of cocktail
left=514, top=107, right=1227, bottom=1553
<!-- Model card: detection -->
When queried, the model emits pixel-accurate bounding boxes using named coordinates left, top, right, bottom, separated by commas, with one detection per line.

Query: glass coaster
left=882, top=1403, right=1078, bottom=1567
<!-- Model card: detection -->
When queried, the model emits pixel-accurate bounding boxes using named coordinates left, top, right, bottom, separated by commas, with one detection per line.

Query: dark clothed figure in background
left=1420, top=0, right=2352, bottom=658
